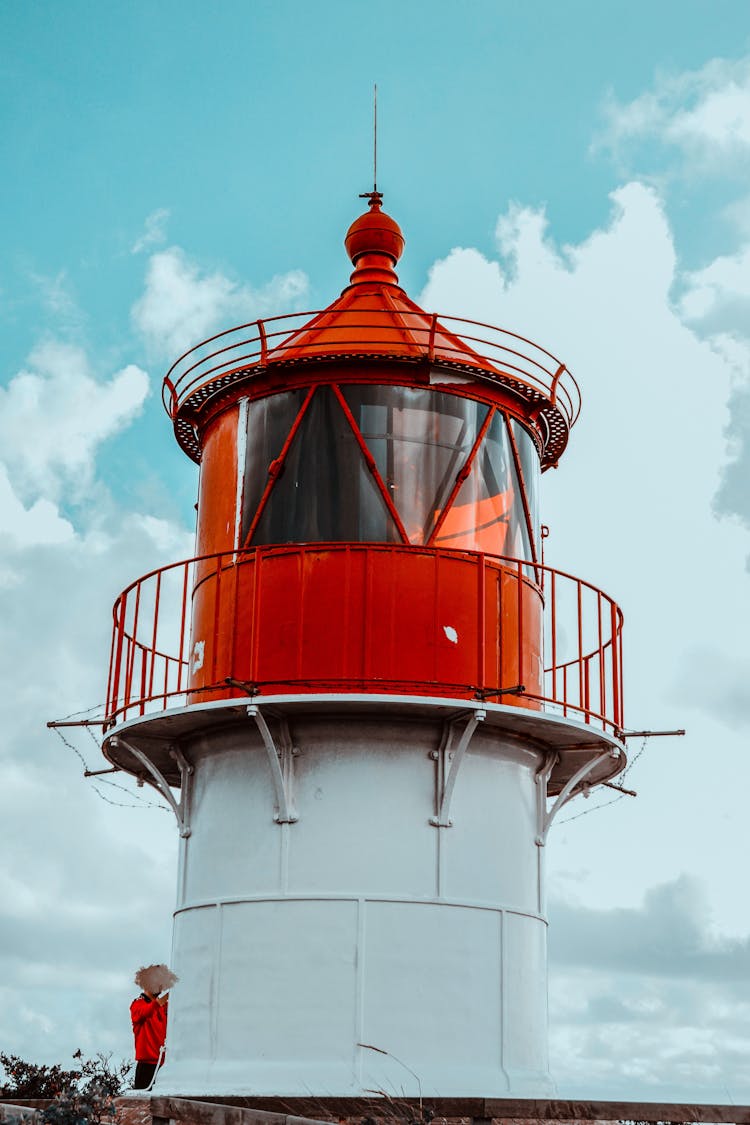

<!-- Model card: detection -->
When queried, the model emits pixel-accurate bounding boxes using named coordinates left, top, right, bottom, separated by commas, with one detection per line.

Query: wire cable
left=558, top=736, right=647, bottom=825
left=52, top=725, right=167, bottom=812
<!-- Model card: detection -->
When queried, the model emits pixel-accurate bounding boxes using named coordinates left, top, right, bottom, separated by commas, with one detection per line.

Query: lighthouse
left=103, top=193, right=626, bottom=1097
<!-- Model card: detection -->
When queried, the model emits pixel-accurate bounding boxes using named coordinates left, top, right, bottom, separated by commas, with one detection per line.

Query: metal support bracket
left=247, top=704, right=298, bottom=824
left=430, top=707, right=486, bottom=827
left=536, top=747, right=620, bottom=846
left=534, top=750, right=558, bottom=845
left=110, top=736, right=193, bottom=837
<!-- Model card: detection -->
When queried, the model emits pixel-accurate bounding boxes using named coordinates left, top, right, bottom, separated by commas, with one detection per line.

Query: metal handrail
left=105, top=544, right=623, bottom=736
left=161, top=310, right=581, bottom=431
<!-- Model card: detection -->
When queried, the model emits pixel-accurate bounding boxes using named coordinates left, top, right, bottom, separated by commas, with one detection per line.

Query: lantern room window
left=241, top=385, right=540, bottom=560
left=341, top=386, right=488, bottom=545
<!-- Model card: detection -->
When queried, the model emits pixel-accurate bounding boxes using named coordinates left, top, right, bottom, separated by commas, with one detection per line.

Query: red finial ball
left=345, top=196, right=405, bottom=266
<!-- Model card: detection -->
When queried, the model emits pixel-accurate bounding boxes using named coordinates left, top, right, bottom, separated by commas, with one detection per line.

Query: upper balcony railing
left=105, top=544, right=623, bottom=739
left=162, top=312, right=581, bottom=465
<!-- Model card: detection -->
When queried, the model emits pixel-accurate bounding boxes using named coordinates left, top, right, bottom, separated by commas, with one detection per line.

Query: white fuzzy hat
left=134, top=964, right=178, bottom=995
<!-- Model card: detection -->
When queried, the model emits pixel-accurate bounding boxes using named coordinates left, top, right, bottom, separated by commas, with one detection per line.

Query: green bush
left=0, top=1054, right=79, bottom=1099
left=0, top=1052, right=133, bottom=1123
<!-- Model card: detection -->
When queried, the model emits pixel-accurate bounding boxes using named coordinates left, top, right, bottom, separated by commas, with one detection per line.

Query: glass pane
left=433, top=411, right=532, bottom=559
left=511, top=419, right=541, bottom=559
left=241, top=390, right=308, bottom=545
left=250, top=386, right=398, bottom=544
left=342, top=386, right=488, bottom=545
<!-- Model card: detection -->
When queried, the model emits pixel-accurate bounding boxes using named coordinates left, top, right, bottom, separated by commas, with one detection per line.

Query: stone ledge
left=140, top=1096, right=750, bottom=1125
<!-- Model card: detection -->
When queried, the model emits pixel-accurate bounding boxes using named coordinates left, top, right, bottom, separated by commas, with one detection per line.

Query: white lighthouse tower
left=101, top=193, right=626, bottom=1097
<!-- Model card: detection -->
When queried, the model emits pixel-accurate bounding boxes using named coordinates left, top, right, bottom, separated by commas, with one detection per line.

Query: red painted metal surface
left=195, top=406, right=239, bottom=559
left=344, top=197, right=405, bottom=267
left=105, top=545, right=624, bottom=736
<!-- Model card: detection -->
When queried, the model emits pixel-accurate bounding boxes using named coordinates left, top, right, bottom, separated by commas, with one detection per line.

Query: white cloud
left=131, top=208, right=171, bottom=255
left=715, top=379, right=750, bottom=527
left=551, top=876, right=750, bottom=980
left=599, top=55, right=750, bottom=171
left=0, top=464, right=74, bottom=547
left=670, top=81, right=750, bottom=153
left=721, top=191, right=750, bottom=236
left=0, top=341, right=149, bottom=504
left=421, top=182, right=678, bottom=364
left=594, top=57, right=750, bottom=537
left=549, top=878, right=750, bottom=1097
left=552, top=973, right=750, bottom=1100
left=132, top=245, right=309, bottom=360
left=675, top=232, right=750, bottom=530
left=679, top=242, right=750, bottom=325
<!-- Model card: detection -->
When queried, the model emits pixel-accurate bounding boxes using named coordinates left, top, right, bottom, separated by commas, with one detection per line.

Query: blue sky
left=3, top=0, right=750, bottom=1103
left=5, top=0, right=748, bottom=521
left=4, top=0, right=749, bottom=357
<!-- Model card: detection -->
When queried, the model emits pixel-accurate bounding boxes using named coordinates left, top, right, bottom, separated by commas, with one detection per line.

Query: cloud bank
left=550, top=878, right=750, bottom=1098
left=596, top=53, right=750, bottom=543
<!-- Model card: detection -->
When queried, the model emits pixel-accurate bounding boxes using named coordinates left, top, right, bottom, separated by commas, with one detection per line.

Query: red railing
left=105, top=545, right=624, bottom=737
left=162, top=311, right=580, bottom=437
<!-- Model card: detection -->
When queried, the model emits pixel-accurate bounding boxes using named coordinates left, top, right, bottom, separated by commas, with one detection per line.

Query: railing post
left=427, top=312, right=437, bottom=362
left=148, top=571, right=162, bottom=702
left=517, top=558, right=524, bottom=688
left=597, top=591, right=605, bottom=721
left=125, top=583, right=142, bottom=721
left=258, top=319, right=268, bottom=366
left=230, top=553, right=241, bottom=683
left=211, top=555, right=222, bottom=686
left=177, top=561, right=189, bottom=693
left=163, top=376, right=178, bottom=419
left=477, top=553, right=486, bottom=692
left=110, top=596, right=126, bottom=723
left=577, top=581, right=584, bottom=714
left=550, top=569, right=557, bottom=703
left=139, top=642, right=148, bottom=717
left=611, top=601, right=621, bottom=730
left=550, top=363, right=566, bottom=406
left=618, top=610, right=624, bottom=729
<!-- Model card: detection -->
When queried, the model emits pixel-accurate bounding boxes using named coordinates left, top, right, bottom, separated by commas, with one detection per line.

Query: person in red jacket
left=130, top=963, right=177, bottom=1090
left=131, top=989, right=168, bottom=1089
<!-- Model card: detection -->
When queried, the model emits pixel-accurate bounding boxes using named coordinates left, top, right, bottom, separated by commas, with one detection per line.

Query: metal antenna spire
left=359, top=84, right=383, bottom=206
left=373, top=82, right=377, bottom=192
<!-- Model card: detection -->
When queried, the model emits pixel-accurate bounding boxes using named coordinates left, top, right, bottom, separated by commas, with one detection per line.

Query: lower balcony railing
left=105, top=544, right=624, bottom=736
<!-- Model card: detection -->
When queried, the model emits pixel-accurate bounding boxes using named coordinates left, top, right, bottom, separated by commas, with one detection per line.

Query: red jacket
left=131, top=994, right=168, bottom=1063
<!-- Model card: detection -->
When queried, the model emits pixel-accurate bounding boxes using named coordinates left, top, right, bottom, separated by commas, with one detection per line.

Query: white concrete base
left=153, top=713, right=553, bottom=1096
